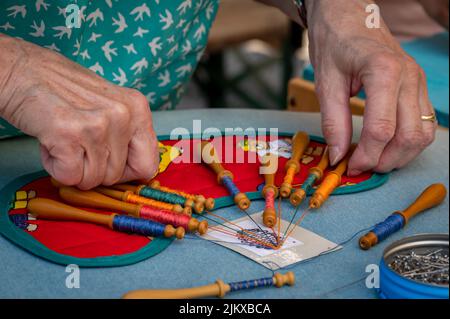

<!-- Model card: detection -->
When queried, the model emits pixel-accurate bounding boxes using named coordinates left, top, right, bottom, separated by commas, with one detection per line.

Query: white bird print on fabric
left=133, top=81, right=147, bottom=90
left=123, top=43, right=137, bottom=54
left=79, top=6, right=87, bottom=22
left=194, top=24, right=206, bottom=42
left=159, top=9, right=174, bottom=30
left=102, top=40, right=118, bottom=62
left=176, top=19, right=186, bottom=29
left=112, top=12, right=127, bottom=33
left=167, top=44, right=179, bottom=58
left=56, top=6, right=66, bottom=17
left=152, top=58, right=163, bottom=72
left=167, top=35, right=175, bottom=44
left=89, top=62, right=104, bottom=76
left=194, top=1, right=203, bottom=14
left=105, top=0, right=118, bottom=8
left=0, top=22, right=15, bottom=31
left=177, top=0, right=192, bottom=15
left=130, top=3, right=151, bottom=21
left=112, top=68, right=128, bottom=86
left=133, top=27, right=149, bottom=38
left=182, top=22, right=191, bottom=37
left=176, top=64, right=192, bottom=78
left=86, top=8, right=104, bottom=27
left=206, top=3, right=215, bottom=20
left=44, top=43, right=60, bottom=52
left=182, top=40, right=192, bottom=56
left=157, top=70, right=171, bottom=87
left=52, top=26, right=71, bottom=39
left=148, top=37, right=162, bottom=56
left=73, top=39, right=81, bottom=56
left=29, top=20, right=45, bottom=37
left=146, top=92, right=156, bottom=104
left=79, top=49, right=91, bottom=60
left=88, top=32, right=102, bottom=43
left=130, top=57, right=148, bottom=75
left=7, top=5, right=27, bottom=19
left=35, top=0, right=50, bottom=12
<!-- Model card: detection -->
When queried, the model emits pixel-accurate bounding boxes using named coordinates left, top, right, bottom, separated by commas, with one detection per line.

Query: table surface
left=0, top=109, right=448, bottom=299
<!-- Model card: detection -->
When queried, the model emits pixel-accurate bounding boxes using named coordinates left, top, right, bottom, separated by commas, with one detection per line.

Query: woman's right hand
left=0, top=34, right=159, bottom=190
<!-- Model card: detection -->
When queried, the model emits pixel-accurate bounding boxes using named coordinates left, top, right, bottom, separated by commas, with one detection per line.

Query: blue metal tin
left=379, top=233, right=449, bottom=299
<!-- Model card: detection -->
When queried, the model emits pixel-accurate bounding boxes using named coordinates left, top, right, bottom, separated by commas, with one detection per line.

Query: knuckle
left=109, top=102, right=132, bottom=132
left=84, top=114, right=108, bottom=140
left=321, top=118, right=340, bottom=139
left=52, top=120, right=83, bottom=142
left=370, top=52, right=404, bottom=77
left=365, top=120, right=396, bottom=143
left=129, top=89, right=150, bottom=112
left=397, top=129, right=424, bottom=149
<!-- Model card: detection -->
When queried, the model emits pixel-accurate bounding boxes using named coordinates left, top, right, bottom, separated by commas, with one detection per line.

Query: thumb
left=316, top=71, right=353, bottom=165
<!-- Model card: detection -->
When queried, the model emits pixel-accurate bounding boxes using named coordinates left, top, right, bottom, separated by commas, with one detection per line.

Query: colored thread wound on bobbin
left=221, top=176, right=241, bottom=197
left=229, top=277, right=275, bottom=292
left=139, top=206, right=190, bottom=230
left=371, top=214, right=405, bottom=242
left=112, top=215, right=166, bottom=237
left=139, top=187, right=186, bottom=206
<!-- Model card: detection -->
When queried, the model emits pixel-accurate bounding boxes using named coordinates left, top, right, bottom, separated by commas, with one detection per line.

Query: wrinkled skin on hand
left=0, top=34, right=159, bottom=190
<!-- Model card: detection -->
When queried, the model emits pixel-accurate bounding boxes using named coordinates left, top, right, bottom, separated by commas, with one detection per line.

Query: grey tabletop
left=0, top=109, right=448, bottom=298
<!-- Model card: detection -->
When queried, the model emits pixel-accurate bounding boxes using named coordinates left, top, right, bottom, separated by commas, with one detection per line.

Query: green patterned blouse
left=0, top=0, right=220, bottom=138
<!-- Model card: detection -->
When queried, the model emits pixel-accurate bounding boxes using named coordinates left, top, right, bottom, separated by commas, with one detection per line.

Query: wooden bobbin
left=147, top=180, right=205, bottom=214
left=359, top=183, right=447, bottom=250
left=261, top=154, right=279, bottom=228
left=309, top=144, right=356, bottom=209
left=113, top=184, right=192, bottom=215
left=59, top=186, right=141, bottom=217
left=149, top=180, right=213, bottom=213
left=122, top=272, right=295, bottom=299
left=27, top=198, right=184, bottom=239
left=199, top=141, right=250, bottom=210
left=59, top=187, right=205, bottom=234
left=290, top=146, right=329, bottom=206
left=134, top=184, right=195, bottom=214
left=96, top=187, right=187, bottom=215
left=280, top=131, right=310, bottom=198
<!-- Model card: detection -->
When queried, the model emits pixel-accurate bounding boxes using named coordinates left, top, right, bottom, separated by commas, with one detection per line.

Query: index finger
left=348, top=53, right=403, bottom=175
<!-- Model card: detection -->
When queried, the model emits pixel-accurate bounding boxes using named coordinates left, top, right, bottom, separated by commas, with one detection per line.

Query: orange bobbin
left=149, top=180, right=214, bottom=212
left=28, top=198, right=184, bottom=239
left=97, top=186, right=190, bottom=215
left=260, top=154, right=279, bottom=227
left=309, top=144, right=356, bottom=209
left=359, top=183, right=447, bottom=250
left=199, top=141, right=251, bottom=210
left=290, top=146, right=330, bottom=206
left=280, top=131, right=310, bottom=198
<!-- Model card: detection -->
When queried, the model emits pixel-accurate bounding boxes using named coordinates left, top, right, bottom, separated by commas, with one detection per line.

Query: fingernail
left=329, top=147, right=341, bottom=166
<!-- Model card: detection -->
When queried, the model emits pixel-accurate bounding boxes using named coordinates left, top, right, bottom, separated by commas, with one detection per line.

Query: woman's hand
left=306, top=0, right=437, bottom=175
left=0, top=34, right=159, bottom=190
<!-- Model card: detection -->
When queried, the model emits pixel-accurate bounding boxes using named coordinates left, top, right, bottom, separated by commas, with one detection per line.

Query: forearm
left=0, top=33, right=25, bottom=119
